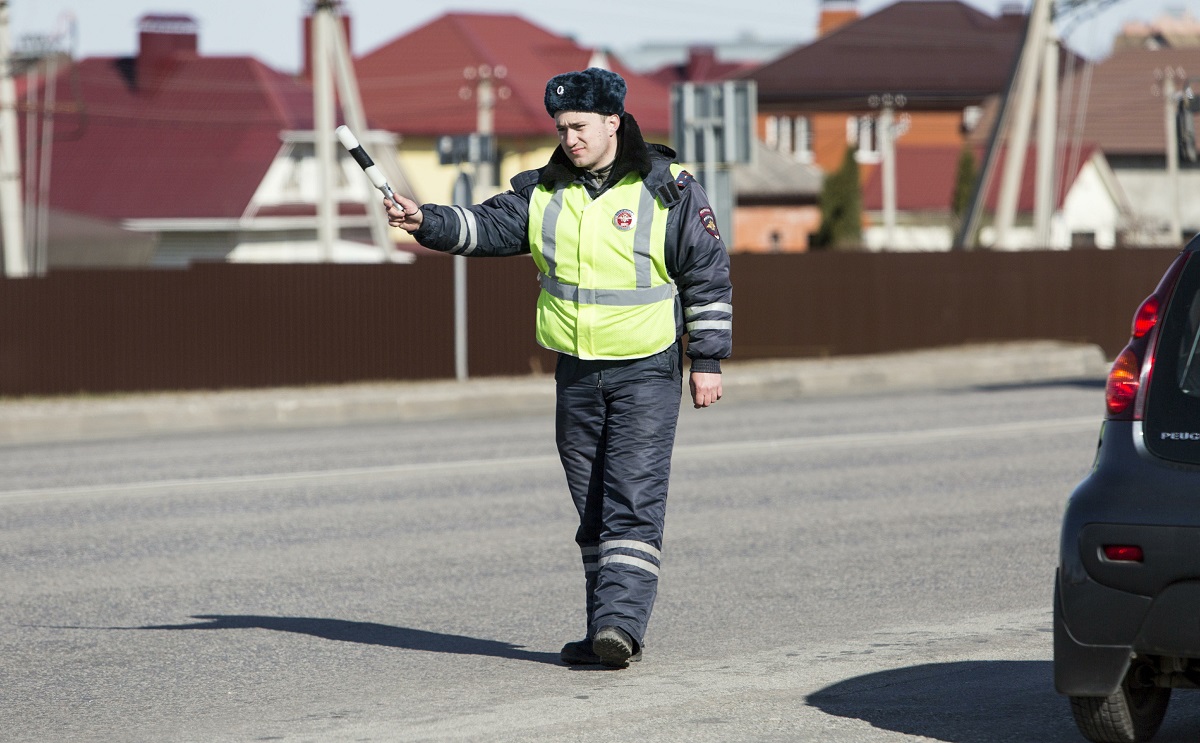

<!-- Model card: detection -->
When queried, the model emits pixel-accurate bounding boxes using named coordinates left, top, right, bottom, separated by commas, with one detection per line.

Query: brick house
left=20, top=14, right=405, bottom=267
left=353, top=12, right=671, bottom=211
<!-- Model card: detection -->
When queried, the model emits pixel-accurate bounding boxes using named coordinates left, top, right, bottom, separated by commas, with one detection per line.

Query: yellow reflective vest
left=528, top=168, right=680, bottom=360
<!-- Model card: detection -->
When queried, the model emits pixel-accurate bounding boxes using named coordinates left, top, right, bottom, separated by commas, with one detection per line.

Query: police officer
left=385, top=67, right=732, bottom=668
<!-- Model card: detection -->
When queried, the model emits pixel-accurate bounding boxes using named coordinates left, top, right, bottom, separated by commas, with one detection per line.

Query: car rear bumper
left=1059, top=522, right=1200, bottom=687
left=1055, top=567, right=1200, bottom=695
left=1056, top=421, right=1200, bottom=694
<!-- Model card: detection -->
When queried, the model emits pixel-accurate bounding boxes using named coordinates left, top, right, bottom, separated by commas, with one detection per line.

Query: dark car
left=1057, top=234, right=1200, bottom=742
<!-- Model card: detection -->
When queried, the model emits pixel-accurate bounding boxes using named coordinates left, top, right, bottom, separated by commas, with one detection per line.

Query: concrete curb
left=725, top=340, right=1110, bottom=402
left=0, top=341, right=1111, bottom=446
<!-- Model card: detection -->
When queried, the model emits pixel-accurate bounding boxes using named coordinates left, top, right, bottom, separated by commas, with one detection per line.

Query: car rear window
left=1145, top=252, right=1200, bottom=464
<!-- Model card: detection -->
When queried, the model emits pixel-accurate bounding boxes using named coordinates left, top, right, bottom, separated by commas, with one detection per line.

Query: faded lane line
left=0, top=416, right=1097, bottom=504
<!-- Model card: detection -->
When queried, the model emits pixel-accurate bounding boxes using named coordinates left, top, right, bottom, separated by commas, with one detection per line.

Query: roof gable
left=354, top=12, right=670, bottom=137
left=745, top=1, right=1026, bottom=107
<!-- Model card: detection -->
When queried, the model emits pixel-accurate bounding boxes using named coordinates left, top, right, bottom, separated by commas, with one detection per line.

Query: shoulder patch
left=698, top=206, right=721, bottom=241
left=675, top=170, right=696, bottom=189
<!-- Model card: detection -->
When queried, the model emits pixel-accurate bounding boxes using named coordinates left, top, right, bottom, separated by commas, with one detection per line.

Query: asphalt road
left=5, top=380, right=1200, bottom=742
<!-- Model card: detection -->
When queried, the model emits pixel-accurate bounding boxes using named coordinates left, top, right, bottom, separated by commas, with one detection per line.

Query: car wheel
left=1068, top=662, right=1171, bottom=743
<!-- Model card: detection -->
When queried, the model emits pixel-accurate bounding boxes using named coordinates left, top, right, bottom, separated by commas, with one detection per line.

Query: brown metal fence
left=732, top=249, right=1180, bottom=360
left=0, top=248, right=1181, bottom=397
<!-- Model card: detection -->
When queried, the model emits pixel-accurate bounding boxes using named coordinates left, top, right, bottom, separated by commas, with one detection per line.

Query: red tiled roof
left=1081, top=47, right=1200, bottom=155
left=25, top=52, right=315, bottom=221
left=744, top=1, right=1027, bottom=108
left=354, top=12, right=671, bottom=137
left=861, top=143, right=1099, bottom=212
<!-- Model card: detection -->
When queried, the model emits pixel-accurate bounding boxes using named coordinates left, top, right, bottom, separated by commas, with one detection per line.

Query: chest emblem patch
left=699, top=206, right=721, bottom=240
left=613, top=208, right=636, bottom=231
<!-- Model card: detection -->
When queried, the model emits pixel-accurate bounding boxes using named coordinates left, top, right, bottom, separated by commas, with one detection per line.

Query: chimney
left=303, top=12, right=352, bottom=80
left=686, top=46, right=718, bottom=80
left=137, top=14, right=198, bottom=88
left=818, top=0, right=859, bottom=37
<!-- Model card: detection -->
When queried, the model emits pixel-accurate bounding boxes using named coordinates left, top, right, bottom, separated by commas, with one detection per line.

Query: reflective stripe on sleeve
left=450, top=205, right=479, bottom=255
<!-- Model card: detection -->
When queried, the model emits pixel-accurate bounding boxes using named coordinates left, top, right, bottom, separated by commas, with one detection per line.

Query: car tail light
left=1103, top=545, right=1144, bottom=562
left=1131, top=295, right=1161, bottom=338
left=1105, top=251, right=1192, bottom=421
left=1106, top=348, right=1141, bottom=417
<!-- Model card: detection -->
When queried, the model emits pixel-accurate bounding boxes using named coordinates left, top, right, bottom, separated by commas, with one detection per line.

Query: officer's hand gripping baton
left=335, top=125, right=402, bottom=206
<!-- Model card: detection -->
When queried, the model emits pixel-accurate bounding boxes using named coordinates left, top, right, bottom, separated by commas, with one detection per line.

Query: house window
left=850, top=115, right=880, bottom=164
left=962, top=105, right=983, bottom=134
left=764, top=116, right=779, bottom=149
left=766, top=115, right=813, bottom=162
left=793, top=116, right=813, bottom=163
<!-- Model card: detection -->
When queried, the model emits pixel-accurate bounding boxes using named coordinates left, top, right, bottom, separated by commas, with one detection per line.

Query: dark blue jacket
left=412, top=114, right=732, bottom=373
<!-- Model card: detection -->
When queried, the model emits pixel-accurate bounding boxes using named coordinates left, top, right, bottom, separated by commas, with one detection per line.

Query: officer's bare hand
left=385, top=195, right=424, bottom=233
left=689, top=371, right=722, bottom=409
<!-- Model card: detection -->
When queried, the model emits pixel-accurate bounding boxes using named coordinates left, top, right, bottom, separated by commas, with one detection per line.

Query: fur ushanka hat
left=544, top=67, right=627, bottom=118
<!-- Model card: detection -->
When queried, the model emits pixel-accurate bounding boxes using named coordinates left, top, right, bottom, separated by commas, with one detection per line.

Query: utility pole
left=326, top=3, right=393, bottom=260
left=452, top=172, right=470, bottom=381
left=311, top=1, right=337, bottom=262
left=473, top=66, right=496, bottom=193
left=993, top=0, right=1052, bottom=249
left=440, top=64, right=506, bottom=381
left=1034, top=21, right=1059, bottom=247
left=872, top=93, right=907, bottom=249
left=880, top=103, right=896, bottom=247
left=0, top=0, right=28, bottom=277
left=309, top=0, right=398, bottom=262
left=33, top=51, right=58, bottom=275
left=1164, top=70, right=1183, bottom=242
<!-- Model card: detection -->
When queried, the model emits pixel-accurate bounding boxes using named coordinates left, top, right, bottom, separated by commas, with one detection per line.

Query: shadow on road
left=807, top=660, right=1200, bottom=743
left=132, top=614, right=561, bottom=665
left=970, top=378, right=1105, bottom=394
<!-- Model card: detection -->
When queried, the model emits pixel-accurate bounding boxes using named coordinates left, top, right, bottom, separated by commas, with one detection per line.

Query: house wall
left=865, top=156, right=1126, bottom=253
left=1062, top=161, right=1122, bottom=249
left=1110, top=167, right=1200, bottom=245
left=760, top=109, right=970, bottom=173
left=382, top=136, right=558, bottom=249
left=396, top=136, right=560, bottom=207
left=734, top=205, right=821, bottom=253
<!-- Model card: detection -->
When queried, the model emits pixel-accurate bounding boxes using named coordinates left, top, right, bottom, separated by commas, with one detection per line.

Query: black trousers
left=554, top=341, right=683, bottom=647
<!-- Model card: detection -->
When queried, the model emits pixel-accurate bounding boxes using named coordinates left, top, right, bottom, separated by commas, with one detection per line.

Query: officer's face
left=555, top=111, right=620, bottom=172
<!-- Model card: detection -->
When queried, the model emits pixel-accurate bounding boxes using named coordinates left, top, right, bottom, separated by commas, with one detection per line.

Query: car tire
left=1068, top=663, right=1171, bottom=743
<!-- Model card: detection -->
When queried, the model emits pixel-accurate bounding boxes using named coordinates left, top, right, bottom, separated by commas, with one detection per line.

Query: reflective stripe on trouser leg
left=556, top=344, right=682, bottom=645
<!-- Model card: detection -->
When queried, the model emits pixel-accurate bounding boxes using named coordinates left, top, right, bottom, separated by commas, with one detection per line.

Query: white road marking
left=0, top=416, right=1098, bottom=505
